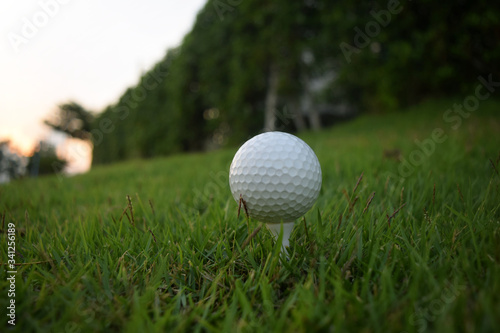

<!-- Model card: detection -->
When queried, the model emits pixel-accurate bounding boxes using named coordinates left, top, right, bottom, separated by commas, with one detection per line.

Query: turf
left=1, top=99, right=499, bottom=332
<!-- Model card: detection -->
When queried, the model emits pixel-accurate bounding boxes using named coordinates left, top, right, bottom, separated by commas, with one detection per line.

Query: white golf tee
left=266, top=221, right=294, bottom=251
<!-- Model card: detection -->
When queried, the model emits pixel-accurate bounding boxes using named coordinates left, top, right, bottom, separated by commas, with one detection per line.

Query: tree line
left=46, top=0, right=499, bottom=165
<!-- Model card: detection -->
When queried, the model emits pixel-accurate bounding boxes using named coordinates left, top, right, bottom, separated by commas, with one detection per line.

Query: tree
left=27, top=141, right=67, bottom=176
left=44, top=102, right=94, bottom=140
left=0, top=141, right=28, bottom=183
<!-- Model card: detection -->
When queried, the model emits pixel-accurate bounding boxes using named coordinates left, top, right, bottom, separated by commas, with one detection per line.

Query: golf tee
left=266, top=221, right=294, bottom=252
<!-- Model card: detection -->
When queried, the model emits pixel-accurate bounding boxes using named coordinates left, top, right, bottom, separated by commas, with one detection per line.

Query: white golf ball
left=229, top=131, right=322, bottom=223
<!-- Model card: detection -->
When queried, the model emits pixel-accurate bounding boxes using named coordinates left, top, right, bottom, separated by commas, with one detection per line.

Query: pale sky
left=0, top=0, right=206, bottom=172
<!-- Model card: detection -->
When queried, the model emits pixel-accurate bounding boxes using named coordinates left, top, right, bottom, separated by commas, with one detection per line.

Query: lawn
left=1, top=99, right=499, bottom=332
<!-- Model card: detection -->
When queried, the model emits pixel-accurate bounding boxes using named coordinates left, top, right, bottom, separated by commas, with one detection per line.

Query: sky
left=0, top=0, right=207, bottom=173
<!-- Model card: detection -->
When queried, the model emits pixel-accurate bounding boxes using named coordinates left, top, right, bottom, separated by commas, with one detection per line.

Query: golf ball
left=229, top=131, right=322, bottom=223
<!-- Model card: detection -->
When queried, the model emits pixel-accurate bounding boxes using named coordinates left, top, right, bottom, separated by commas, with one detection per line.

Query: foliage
left=2, top=100, right=500, bottom=332
left=328, top=0, right=500, bottom=112
left=27, top=141, right=68, bottom=176
left=44, top=102, right=94, bottom=140
left=91, top=0, right=500, bottom=165
left=0, top=142, right=27, bottom=183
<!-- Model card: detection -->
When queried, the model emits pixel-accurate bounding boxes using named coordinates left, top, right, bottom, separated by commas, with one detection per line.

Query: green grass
left=1, top=99, right=500, bottom=332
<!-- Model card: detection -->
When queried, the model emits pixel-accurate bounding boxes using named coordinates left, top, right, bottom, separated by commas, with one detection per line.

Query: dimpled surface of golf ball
left=229, top=131, right=322, bottom=223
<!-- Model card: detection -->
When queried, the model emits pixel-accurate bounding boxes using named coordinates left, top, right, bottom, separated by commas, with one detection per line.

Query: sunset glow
left=0, top=0, right=205, bottom=174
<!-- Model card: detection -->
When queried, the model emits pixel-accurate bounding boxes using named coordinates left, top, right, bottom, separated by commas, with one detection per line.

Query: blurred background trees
left=0, top=140, right=66, bottom=182
left=85, top=0, right=498, bottom=165
left=0, top=141, right=28, bottom=183
left=44, top=102, right=94, bottom=141
left=27, top=141, right=68, bottom=177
